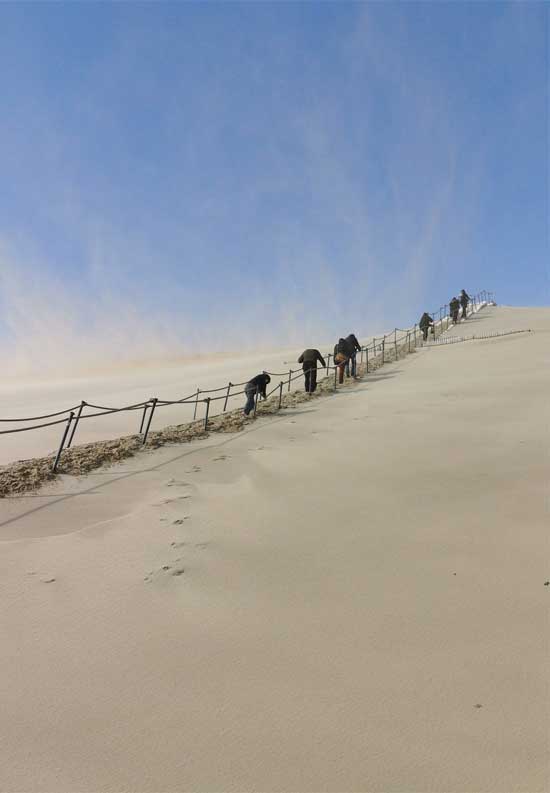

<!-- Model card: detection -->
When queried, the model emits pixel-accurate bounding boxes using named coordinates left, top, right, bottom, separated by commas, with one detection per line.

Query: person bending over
left=298, top=349, right=326, bottom=393
left=345, top=333, right=361, bottom=377
left=244, top=372, right=271, bottom=416
left=333, top=339, right=349, bottom=384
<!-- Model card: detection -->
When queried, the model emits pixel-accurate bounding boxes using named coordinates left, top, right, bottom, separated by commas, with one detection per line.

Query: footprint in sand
left=156, top=564, right=186, bottom=578
left=171, top=541, right=187, bottom=548
left=213, top=455, right=230, bottom=461
left=41, top=578, right=56, bottom=584
left=155, top=495, right=191, bottom=506
left=194, top=542, right=209, bottom=550
left=166, top=478, right=190, bottom=487
left=185, top=465, right=201, bottom=473
left=172, top=518, right=189, bottom=525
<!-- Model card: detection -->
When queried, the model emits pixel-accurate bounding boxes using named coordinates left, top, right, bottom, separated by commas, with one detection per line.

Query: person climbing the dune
left=243, top=372, right=271, bottom=416
left=460, top=289, right=470, bottom=320
left=298, top=349, right=326, bottom=393
left=344, top=333, right=361, bottom=377
left=449, top=296, right=460, bottom=324
left=333, top=338, right=349, bottom=385
left=419, top=312, right=434, bottom=341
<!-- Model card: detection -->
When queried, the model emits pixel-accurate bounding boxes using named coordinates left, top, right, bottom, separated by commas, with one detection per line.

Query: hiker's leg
left=244, top=388, right=255, bottom=415
left=310, top=368, right=317, bottom=392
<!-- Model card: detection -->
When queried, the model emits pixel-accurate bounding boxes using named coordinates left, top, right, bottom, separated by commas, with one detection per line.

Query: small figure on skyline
left=243, top=372, right=271, bottom=416
left=419, top=312, right=434, bottom=341
left=449, top=296, right=460, bottom=324
left=344, top=333, right=361, bottom=378
left=333, top=339, right=349, bottom=384
left=298, top=349, right=326, bottom=393
left=460, top=289, right=470, bottom=320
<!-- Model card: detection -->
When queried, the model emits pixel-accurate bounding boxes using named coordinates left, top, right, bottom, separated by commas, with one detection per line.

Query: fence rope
left=427, top=329, right=530, bottom=345
left=0, top=404, right=82, bottom=422
left=0, top=292, right=494, bottom=440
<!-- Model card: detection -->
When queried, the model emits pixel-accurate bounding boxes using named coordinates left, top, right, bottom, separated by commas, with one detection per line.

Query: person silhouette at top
left=449, top=297, right=460, bottom=324
left=419, top=312, right=434, bottom=341
left=460, top=289, right=470, bottom=320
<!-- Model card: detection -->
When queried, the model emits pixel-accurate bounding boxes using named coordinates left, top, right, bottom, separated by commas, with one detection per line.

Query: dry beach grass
left=0, top=349, right=392, bottom=498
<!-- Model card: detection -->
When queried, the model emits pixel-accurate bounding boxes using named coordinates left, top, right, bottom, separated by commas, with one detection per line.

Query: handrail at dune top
left=0, top=291, right=493, bottom=474
left=427, top=328, right=530, bottom=345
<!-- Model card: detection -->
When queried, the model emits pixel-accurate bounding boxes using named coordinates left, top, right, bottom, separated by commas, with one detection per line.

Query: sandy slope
left=0, top=344, right=317, bottom=465
left=0, top=305, right=547, bottom=792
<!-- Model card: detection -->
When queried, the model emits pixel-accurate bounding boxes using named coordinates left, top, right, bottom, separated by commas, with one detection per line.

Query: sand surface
left=0, top=319, right=435, bottom=468
left=1, top=305, right=548, bottom=792
left=0, top=345, right=317, bottom=466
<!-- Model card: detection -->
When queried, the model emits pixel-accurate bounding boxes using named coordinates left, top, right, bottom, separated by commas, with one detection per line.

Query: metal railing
left=1, top=291, right=495, bottom=472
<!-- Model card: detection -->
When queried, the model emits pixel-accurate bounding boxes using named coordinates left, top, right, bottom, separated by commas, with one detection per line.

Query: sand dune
left=0, top=305, right=547, bottom=792
left=0, top=312, right=460, bottom=467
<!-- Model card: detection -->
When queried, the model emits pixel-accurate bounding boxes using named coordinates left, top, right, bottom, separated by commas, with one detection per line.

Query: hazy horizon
left=1, top=2, right=547, bottom=377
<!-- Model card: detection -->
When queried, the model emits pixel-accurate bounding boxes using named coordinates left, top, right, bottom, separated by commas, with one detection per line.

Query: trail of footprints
left=146, top=457, right=229, bottom=583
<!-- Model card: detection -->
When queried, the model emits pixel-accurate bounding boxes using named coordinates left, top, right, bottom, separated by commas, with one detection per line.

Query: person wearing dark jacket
left=449, top=297, right=460, bottom=324
left=243, top=372, right=271, bottom=416
left=345, top=333, right=361, bottom=377
left=333, top=338, right=349, bottom=384
left=298, top=349, right=326, bottom=393
left=460, top=289, right=470, bottom=320
left=419, top=312, right=434, bottom=341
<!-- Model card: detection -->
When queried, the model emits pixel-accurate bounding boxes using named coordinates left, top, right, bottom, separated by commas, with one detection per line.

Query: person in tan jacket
left=333, top=339, right=349, bottom=384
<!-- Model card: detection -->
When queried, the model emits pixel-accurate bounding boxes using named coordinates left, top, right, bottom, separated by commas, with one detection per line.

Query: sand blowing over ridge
left=0, top=306, right=548, bottom=792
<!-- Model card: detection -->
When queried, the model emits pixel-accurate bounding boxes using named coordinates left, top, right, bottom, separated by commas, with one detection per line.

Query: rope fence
left=427, top=328, right=531, bottom=346
left=1, top=290, right=497, bottom=472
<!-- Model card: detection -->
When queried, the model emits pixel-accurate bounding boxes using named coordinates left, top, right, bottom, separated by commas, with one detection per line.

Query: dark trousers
left=452, top=309, right=459, bottom=323
left=461, top=303, right=468, bottom=318
left=244, top=385, right=256, bottom=415
left=304, top=366, right=317, bottom=393
left=422, top=327, right=429, bottom=341
left=345, top=353, right=357, bottom=377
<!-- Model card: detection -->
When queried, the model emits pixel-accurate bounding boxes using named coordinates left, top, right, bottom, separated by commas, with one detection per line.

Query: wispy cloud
left=1, top=3, right=543, bottom=376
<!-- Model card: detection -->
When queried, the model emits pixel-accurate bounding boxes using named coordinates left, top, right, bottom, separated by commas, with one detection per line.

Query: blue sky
left=0, top=2, right=547, bottom=373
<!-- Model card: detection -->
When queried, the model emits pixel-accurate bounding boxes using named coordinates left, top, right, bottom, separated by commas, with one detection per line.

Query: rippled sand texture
left=0, top=306, right=547, bottom=792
